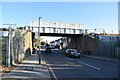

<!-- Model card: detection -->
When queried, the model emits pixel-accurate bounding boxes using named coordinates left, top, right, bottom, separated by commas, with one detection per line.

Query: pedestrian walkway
left=2, top=54, right=50, bottom=79
left=84, top=54, right=119, bottom=64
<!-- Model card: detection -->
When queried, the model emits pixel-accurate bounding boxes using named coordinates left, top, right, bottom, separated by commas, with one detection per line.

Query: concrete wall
left=67, top=35, right=118, bottom=57
left=82, top=36, right=111, bottom=56
left=61, top=38, right=68, bottom=49
left=115, top=47, right=120, bottom=58
left=67, top=37, right=77, bottom=49
left=24, top=31, right=33, bottom=57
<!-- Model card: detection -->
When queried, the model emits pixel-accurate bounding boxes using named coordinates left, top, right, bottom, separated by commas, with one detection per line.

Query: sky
left=1, top=0, right=119, bottom=2
left=1, top=1, right=119, bottom=42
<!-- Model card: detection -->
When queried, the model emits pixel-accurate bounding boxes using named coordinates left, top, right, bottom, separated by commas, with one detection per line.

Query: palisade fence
left=66, top=35, right=120, bottom=58
left=6, top=27, right=25, bottom=67
left=98, top=35, right=120, bottom=58
left=1, top=34, right=7, bottom=66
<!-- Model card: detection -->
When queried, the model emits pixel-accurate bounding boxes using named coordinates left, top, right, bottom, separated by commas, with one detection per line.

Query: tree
left=34, top=38, right=39, bottom=42
left=17, top=27, right=23, bottom=29
left=34, top=38, right=39, bottom=47
left=0, top=28, right=8, bottom=31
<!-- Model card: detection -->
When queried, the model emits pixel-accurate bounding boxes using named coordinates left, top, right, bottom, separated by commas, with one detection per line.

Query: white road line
left=48, top=65, right=58, bottom=80
left=78, top=61, right=101, bottom=70
left=41, top=54, right=57, bottom=80
left=43, top=52, right=100, bottom=80
left=65, top=57, right=73, bottom=60
left=65, top=57, right=101, bottom=70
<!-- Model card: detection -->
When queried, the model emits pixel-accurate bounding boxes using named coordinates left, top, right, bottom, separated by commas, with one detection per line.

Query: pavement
left=83, top=54, right=119, bottom=64
left=2, top=54, right=50, bottom=79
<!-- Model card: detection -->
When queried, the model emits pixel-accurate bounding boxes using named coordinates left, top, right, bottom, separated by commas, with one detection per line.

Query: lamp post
left=83, top=30, right=85, bottom=56
left=38, top=17, right=42, bottom=64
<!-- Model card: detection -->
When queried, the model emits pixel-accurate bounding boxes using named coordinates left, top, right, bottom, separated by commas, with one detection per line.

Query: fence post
left=18, top=31, right=20, bottom=62
left=11, top=30, right=15, bottom=65
left=6, top=26, right=11, bottom=67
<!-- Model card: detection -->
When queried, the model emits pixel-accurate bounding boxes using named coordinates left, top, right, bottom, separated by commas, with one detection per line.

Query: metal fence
left=6, top=27, right=25, bottom=67
left=98, top=35, right=119, bottom=58
left=66, top=35, right=120, bottom=58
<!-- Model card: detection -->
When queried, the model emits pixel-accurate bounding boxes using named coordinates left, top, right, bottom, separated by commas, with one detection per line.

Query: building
left=50, top=41, right=55, bottom=46
left=61, top=37, right=68, bottom=49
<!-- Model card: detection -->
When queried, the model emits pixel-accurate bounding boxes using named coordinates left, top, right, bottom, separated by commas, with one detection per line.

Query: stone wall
left=24, top=31, right=33, bottom=56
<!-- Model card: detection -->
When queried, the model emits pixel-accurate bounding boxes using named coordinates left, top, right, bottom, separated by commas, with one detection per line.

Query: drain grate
left=24, top=67, right=33, bottom=71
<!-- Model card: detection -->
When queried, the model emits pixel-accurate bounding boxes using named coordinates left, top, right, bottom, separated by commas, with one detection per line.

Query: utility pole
left=38, top=17, right=42, bottom=64
left=83, top=30, right=85, bottom=56
left=112, top=30, right=113, bottom=35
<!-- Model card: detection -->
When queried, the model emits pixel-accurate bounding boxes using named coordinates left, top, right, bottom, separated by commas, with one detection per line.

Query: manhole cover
left=24, top=67, right=33, bottom=71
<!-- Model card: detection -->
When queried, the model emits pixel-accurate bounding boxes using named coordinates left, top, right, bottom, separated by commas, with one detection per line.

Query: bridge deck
left=32, top=32, right=83, bottom=37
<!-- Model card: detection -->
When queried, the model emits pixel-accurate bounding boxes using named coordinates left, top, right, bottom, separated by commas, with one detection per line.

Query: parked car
left=45, top=46, right=51, bottom=53
left=41, top=46, right=46, bottom=49
left=45, top=47, right=51, bottom=53
left=55, top=44, right=60, bottom=49
left=65, top=49, right=81, bottom=58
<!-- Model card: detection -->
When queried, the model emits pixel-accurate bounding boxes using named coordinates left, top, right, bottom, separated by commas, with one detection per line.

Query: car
left=50, top=45, right=55, bottom=49
left=65, top=49, right=81, bottom=58
left=45, top=47, right=51, bottom=53
left=41, top=46, right=46, bottom=49
left=55, top=44, right=60, bottom=48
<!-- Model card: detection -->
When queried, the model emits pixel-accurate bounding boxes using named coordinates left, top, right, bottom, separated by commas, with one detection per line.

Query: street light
left=38, top=17, right=42, bottom=64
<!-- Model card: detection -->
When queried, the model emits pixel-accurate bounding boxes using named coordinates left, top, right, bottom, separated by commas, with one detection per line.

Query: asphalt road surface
left=41, top=49, right=118, bottom=79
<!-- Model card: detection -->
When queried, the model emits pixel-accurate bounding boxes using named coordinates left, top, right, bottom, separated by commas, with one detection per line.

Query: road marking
left=41, top=54, right=57, bottom=80
left=65, top=57, right=101, bottom=70
left=65, top=57, right=73, bottom=60
left=47, top=65, right=58, bottom=80
left=78, top=61, right=101, bottom=70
